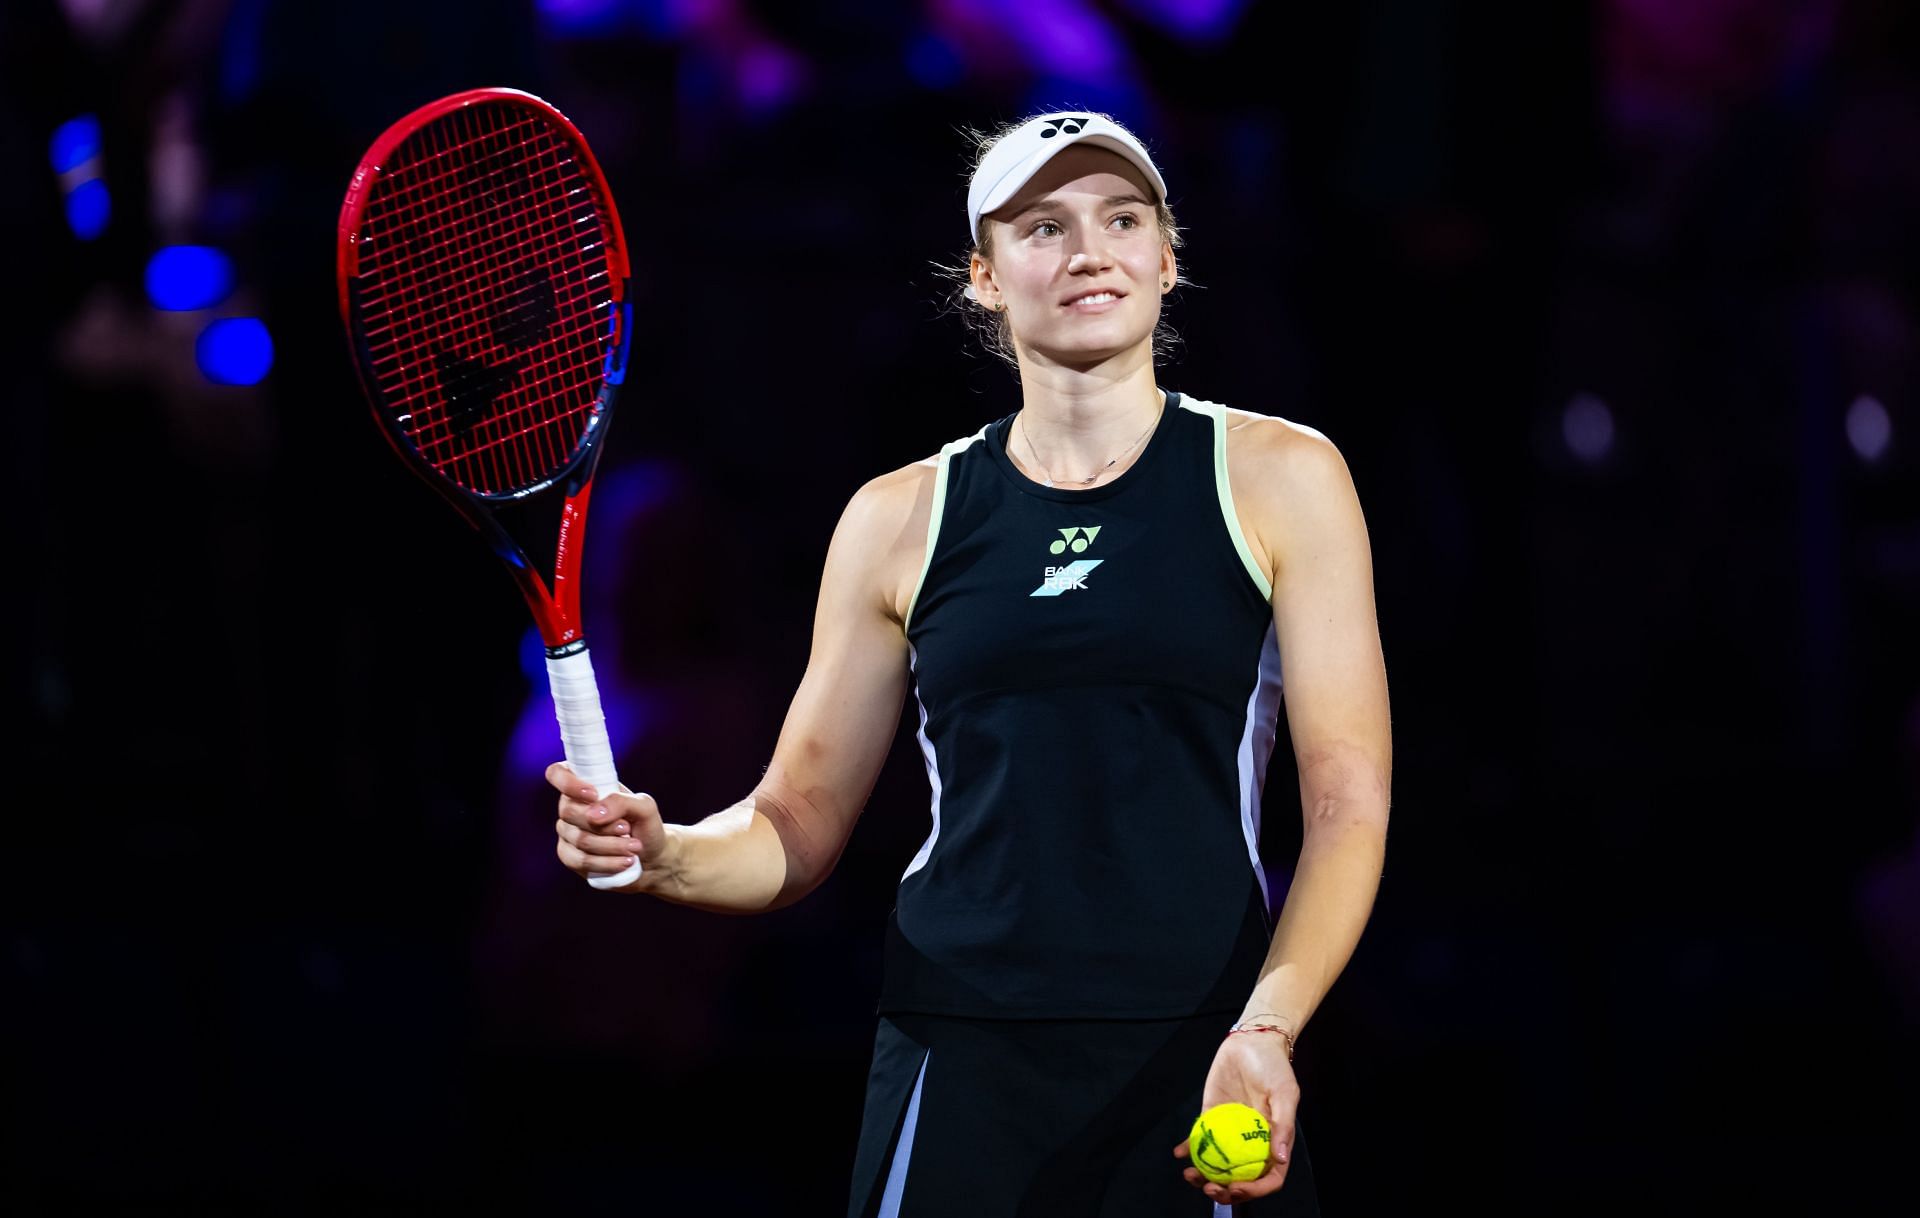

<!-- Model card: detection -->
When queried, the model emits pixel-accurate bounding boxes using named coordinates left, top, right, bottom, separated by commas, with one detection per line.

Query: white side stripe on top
left=1236, top=623, right=1284, bottom=910
left=899, top=426, right=984, bottom=885
left=902, top=644, right=942, bottom=883
left=877, top=1052, right=930, bottom=1218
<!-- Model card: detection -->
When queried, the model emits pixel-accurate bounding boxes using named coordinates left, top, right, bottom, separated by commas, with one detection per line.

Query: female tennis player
left=547, top=111, right=1390, bottom=1217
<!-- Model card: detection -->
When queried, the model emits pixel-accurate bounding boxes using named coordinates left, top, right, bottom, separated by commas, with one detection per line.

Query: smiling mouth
left=1064, top=291, right=1124, bottom=308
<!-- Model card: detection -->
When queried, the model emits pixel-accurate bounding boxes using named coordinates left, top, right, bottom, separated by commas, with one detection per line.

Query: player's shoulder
left=1185, top=396, right=1346, bottom=477
left=851, top=449, right=937, bottom=516
left=1193, top=398, right=1359, bottom=527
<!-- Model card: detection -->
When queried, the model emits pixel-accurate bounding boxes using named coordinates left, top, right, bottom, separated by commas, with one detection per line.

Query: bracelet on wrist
left=1226, top=1020, right=1296, bottom=1062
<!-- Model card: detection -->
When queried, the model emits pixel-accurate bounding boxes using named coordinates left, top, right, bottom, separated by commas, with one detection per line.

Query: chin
left=1031, top=320, right=1155, bottom=365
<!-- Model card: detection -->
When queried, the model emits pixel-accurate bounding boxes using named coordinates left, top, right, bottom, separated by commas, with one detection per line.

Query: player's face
left=973, top=146, right=1174, bottom=369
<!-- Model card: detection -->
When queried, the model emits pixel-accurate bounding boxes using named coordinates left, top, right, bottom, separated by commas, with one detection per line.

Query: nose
left=1067, top=242, right=1113, bottom=272
left=1065, top=233, right=1112, bottom=275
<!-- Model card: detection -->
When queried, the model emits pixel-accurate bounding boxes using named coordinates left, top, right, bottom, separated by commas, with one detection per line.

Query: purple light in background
left=65, top=179, right=110, bottom=240
left=735, top=42, right=807, bottom=114
left=1846, top=394, right=1892, bottom=463
left=1119, top=0, right=1251, bottom=43
left=957, top=0, right=1123, bottom=76
left=1562, top=392, right=1615, bottom=463
left=906, top=31, right=965, bottom=90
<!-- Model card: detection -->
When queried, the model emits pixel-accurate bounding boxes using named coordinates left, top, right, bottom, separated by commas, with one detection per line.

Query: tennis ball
left=1188, top=1102, right=1272, bottom=1185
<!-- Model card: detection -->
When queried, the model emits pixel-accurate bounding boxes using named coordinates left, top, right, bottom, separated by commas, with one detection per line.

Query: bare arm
left=1231, top=416, right=1393, bottom=1039
left=1176, top=415, right=1393, bottom=1205
left=549, top=461, right=931, bottom=912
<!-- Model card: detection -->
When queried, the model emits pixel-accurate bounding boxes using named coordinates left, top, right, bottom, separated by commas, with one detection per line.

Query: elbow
left=753, top=783, right=850, bottom=906
left=1301, top=771, right=1390, bottom=836
left=1297, top=741, right=1389, bottom=831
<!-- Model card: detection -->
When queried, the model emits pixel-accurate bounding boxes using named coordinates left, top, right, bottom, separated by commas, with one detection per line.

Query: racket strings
left=380, top=111, right=606, bottom=488
left=352, top=100, right=616, bottom=496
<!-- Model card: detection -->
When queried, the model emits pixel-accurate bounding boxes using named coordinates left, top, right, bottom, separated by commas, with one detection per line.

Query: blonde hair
left=938, top=112, right=1188, bottom=369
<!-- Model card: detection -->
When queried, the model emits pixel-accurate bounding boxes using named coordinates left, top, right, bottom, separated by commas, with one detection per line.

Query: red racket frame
left=335, top=87, right=633, bottom=649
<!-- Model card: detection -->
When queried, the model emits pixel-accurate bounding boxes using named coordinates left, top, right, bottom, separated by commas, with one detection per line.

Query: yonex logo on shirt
left=1034, top=526, right=1103, bottom=596
left=1048, top=526, right=1101, bottom=554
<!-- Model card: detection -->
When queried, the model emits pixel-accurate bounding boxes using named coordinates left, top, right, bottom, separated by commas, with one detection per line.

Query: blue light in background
left=521, top=625, right=547, bottom=687
left=906, top=32, right=965, bottom=90
left=217, top=0, right=269, bottom=103
left=50, top=115, right=101, bottom=174
left=65, top=180, right=111, bottom=240
left=535, top=0, right=631, bottom=36
left=630, top=0, right=696, bottom=38
left=145, top=246, right=235, bottom=311
left=196, top=318, right=274, bottom=386
left=1120, top=0, right=1251, bottom=43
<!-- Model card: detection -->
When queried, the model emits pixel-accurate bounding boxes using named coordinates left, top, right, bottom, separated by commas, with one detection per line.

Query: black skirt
left=847, top=1012, right=1321, bottom=1217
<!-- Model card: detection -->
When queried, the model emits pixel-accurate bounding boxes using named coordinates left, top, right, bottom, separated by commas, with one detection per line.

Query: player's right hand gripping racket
left=337, top=87, right=641, bottom=890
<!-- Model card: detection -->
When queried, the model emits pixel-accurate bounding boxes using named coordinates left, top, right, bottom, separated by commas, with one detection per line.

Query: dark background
left=5, top=1, right=1917, bottom=1214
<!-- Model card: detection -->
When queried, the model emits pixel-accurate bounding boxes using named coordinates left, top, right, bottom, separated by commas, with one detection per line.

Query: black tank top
left=879, top=392, right=1284, bottom=1019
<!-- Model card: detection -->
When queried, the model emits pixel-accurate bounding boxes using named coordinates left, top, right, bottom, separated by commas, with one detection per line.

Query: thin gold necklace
left=1018, top=403, right=1162, bottom=489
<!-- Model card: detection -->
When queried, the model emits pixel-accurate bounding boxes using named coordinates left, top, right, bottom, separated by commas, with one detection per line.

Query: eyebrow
left=1003, top=192, right=1154, bottom=222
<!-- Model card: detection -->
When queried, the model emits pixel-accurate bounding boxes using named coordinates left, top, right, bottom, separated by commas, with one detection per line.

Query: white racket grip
left=546, top=646, right=643, bottom=891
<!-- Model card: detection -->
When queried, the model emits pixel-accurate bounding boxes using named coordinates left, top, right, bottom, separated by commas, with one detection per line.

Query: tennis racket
left=337, top=87, right=640, bottom=890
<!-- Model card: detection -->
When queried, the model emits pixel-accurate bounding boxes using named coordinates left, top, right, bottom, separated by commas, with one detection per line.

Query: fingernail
left=580, top=788, right=598, bottom=802
left=590, top=805, right=607, bottom=818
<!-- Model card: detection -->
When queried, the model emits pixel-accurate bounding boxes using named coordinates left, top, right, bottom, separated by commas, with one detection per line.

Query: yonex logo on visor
left=965, top=111, right=1170, bottom=246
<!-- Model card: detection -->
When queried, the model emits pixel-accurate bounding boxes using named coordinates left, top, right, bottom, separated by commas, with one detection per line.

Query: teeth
left=1072, top=292, right=1117, bottom=305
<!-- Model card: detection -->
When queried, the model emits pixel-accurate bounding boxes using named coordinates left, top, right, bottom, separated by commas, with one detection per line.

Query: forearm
left=632, top=796, right=790, bottom=914
left=632, top=783, right=844, bottom=914
left=1239, top=792, right=1389, bottom=1038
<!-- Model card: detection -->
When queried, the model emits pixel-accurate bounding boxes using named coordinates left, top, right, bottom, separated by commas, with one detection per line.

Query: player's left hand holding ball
left=1172, top=1028, right=1299, bottom=1204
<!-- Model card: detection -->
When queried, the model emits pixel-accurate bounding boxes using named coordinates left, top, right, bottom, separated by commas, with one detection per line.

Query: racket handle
left=546, top=646, right=643, bottom=891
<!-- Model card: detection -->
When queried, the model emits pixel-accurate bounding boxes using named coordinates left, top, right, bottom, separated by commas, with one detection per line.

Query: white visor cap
left=965, top=111, right=1168, bottom=248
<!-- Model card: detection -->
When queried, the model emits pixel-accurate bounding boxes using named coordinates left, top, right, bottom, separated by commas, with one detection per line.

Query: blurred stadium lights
left=195, top=317, right=274, bottom=386
left=534, top=0, right=718, bottom=40
left=65, top=180, right=112, bottom=242
left=979, top=0, right=1127, bottom=76
left=145, top=246, right=236, bottom=312
left=926, top=0, right=1149, bottom=127
left=51, top=114, right=110, bottom=241
left=1118, top=0, right=1252, bottom=43
left=735, top=42, right=809, bottom=113
left=906, top=30, right=966, bottom=89
left=534, top=0, right=634, bottom=37
left=49, top=114, right=101, bottom=174
left=1847, top=394, right=1892, bottom=464
left=1562, top=392, right=1616, bottom=464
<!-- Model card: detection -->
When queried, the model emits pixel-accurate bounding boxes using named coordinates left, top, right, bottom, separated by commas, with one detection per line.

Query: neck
left=1010, top=348, right=1164, bottom=481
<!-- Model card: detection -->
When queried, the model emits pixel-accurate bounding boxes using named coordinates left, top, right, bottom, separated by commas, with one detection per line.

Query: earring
left=1162, top=280, right=1170, bottom=289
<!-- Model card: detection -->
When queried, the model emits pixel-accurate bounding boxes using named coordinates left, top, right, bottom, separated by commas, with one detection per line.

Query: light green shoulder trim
left=904, top=426, right=989, bottom=632
left=1179, top=398, right=1274, bottom=601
